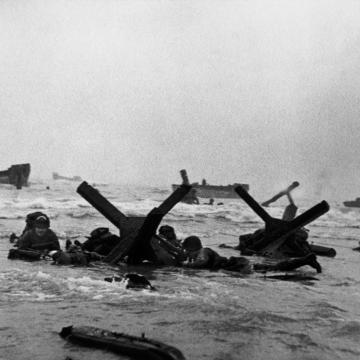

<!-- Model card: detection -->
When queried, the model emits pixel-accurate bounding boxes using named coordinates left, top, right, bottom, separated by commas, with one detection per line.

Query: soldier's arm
left=17, top=231, right=31, bottom=249
left=48, top=230, right=61, bottom=250
left=184, top=248, right=212, bottom=268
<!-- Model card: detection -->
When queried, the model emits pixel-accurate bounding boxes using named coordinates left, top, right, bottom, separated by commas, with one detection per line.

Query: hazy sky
left=1, top=0, right=360, bottom=199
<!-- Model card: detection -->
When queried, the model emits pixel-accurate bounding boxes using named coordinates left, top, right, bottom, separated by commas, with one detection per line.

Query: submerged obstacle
left=261, top=181, right=299, bottom=207
left=235, top=185, right=330, bottom=258
left=172, top=169, right=250, bottom=199
left=309, top=244, right=336, bottom=257
left=60, top=325, right=186, bottom=360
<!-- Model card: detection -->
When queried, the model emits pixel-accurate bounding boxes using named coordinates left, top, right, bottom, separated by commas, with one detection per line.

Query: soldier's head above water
left=182, top=236, right=202, bottom=253
left=87, top=227, right=110, bottom=239
left=158, top=225, right=176, bottom=240
left=22, top=211, right=50, bottom=234
left=34, top=215, right=50, bottom=236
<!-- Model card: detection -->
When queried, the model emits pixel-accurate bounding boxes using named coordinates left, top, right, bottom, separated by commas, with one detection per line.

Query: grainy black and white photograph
left=1, top=1, right=360, bottom=359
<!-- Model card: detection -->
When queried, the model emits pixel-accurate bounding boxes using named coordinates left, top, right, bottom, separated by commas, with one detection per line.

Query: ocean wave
left=0, top=196, right=89, bottom=211
left=240, top=310, right=298, bottom=326
left=3, top=187, right=360, bottom=230
left=329, top=276, right=359, bottom=287
left=0, top=215, right=24, bottom=220
left=273, top=329, right=326, bottom=351
left=330, top=321, right=360, bottom=339
left=151, top=188, right=171, bottom=195
left=0, top=268, right=158, bottom=303
left=110, top=199, right=159, bottom=216
left=0, top=213, right=60, bottom=223
left=307, top=301, right=346, bottom=321
left=64, top=211, right=98, bottom=219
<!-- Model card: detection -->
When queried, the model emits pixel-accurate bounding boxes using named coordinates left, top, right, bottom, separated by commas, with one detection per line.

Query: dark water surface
left=1, top=181, right=360, bottom=360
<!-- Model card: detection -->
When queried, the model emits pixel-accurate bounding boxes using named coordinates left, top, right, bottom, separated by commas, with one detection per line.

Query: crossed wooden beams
left=77, top=181, right=191, bottom=264
left=77, top=181, right=330, bottom=262
left=235, top=185, right=329, bottom=257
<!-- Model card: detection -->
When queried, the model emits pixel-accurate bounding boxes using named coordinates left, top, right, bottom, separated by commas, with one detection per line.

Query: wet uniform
left=149, top=235, right=186, bottom=266
left=238, top=228, right=311, bottom=257
left=184, top=247, right=251, bottom=272
left=18, top=229, right=60, bottom=251
left=82, top=232, right=120, bottom=256
left=185, top=247, right=321, bottom=273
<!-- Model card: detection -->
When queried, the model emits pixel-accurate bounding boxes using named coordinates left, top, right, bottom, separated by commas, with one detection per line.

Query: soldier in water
left=17, top=215, right=60, bottom=252
left=182, top=236, right=321, bottom=273
left=181, top=189, right=200, bottom=205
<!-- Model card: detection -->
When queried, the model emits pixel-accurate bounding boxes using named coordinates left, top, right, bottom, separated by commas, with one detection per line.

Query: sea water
left=0, top=181, right=360, bottom=360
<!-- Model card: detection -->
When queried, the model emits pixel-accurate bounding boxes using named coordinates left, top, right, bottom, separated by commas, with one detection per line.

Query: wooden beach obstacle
left=77, top=181, right=191, bottom=264
left=261, top=181, right=300, bottom=221
left=260, top=183, right=336, bottom=257
left=235, top=185, right=330, bottom=258
left=261, top=181, right=299, bottom=207
left=180, top=169, right=190, bottom=185
left=178, top=170, right=199, bottom=205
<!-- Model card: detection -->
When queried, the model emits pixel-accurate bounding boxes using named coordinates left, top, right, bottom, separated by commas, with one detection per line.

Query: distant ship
left=171, top=169, right=249, bottom=199
left=0, top=163, right=31, bottom=189
left=343, top=198, right=360, bottom=208
left=53, top=172, right=82, bottom=182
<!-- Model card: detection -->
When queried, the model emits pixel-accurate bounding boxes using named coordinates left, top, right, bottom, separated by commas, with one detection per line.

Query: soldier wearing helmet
left=17, top=215, right=60, bottom=252
left=181, top=236, right=321, bottom=273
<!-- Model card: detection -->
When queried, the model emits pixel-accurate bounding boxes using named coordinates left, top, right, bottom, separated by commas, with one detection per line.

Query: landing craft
left=0, top=163, right=30, bottom=189
left=171, top=169, right=249, bottom=198
left=261, top=181, right=299, bottom=207
left=343, top=197, right=360, bottom=208
left=53, top=172, right=82, bottom=181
